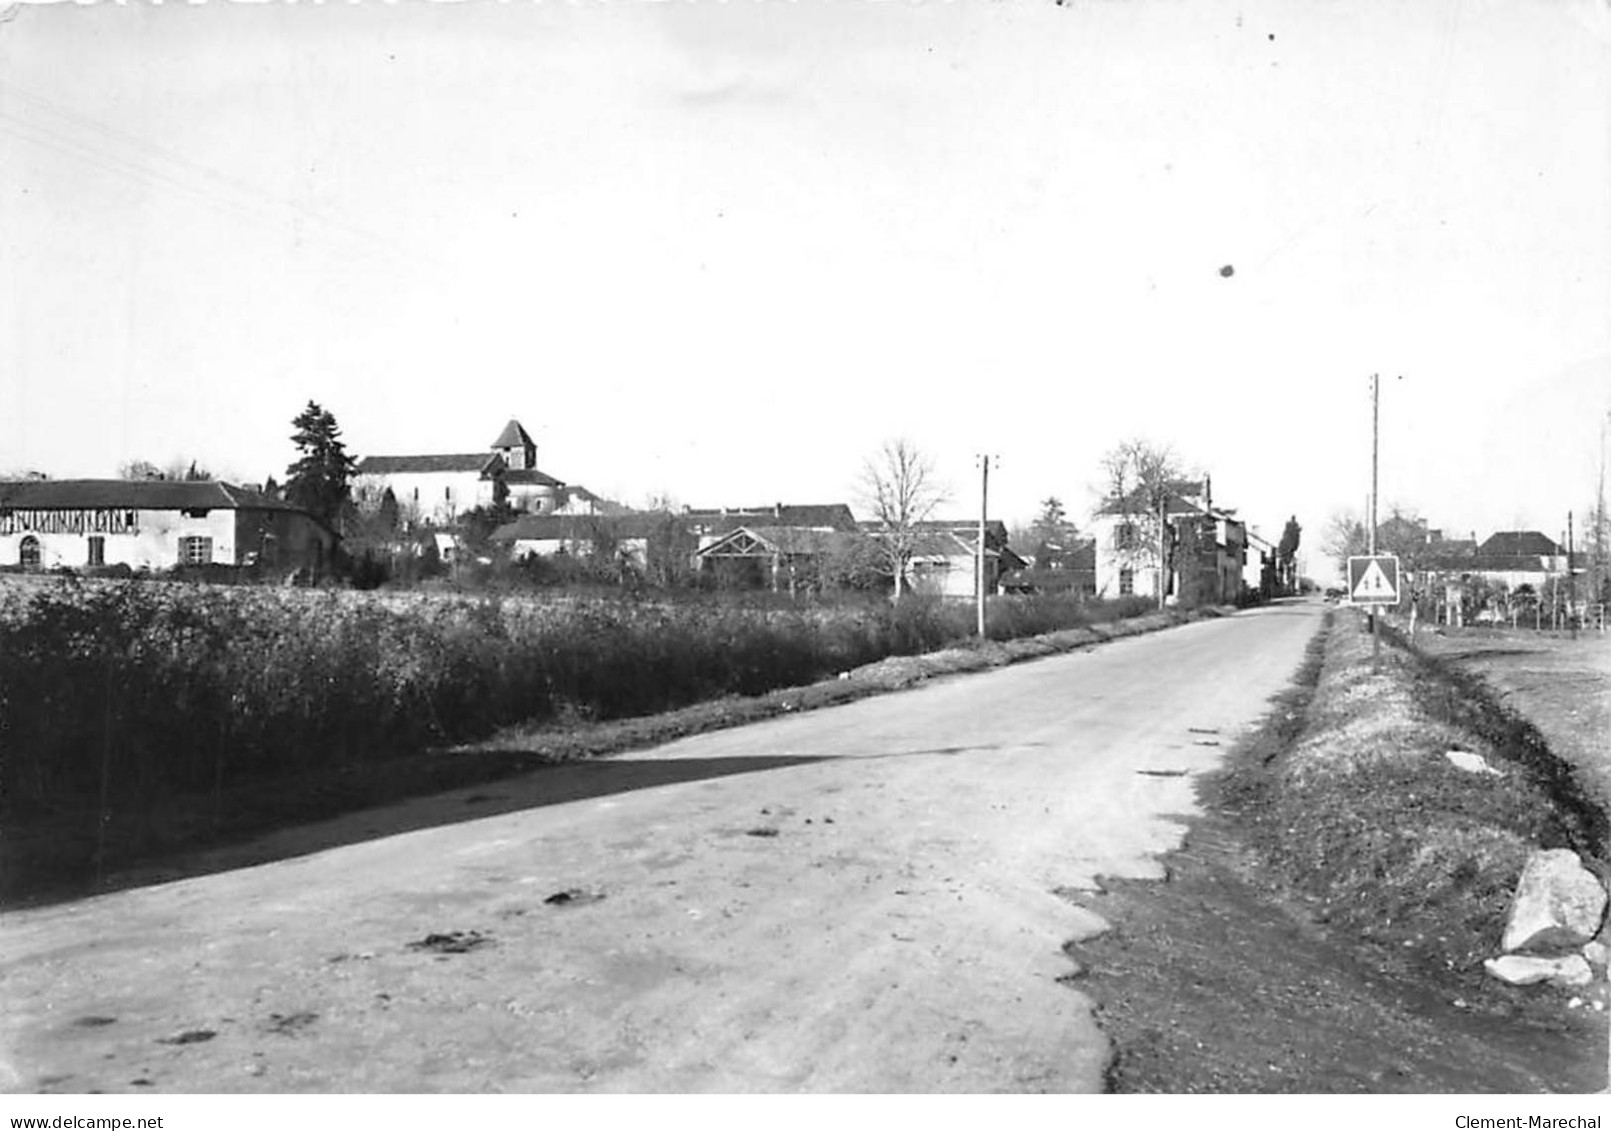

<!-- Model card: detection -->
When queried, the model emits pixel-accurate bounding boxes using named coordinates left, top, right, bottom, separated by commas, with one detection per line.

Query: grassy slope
left=1221, top=609, right=1606, bottom=989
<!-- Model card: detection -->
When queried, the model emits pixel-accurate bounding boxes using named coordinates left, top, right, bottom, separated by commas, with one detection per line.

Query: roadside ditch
left=1063, top=609, right=1609, bottom=1092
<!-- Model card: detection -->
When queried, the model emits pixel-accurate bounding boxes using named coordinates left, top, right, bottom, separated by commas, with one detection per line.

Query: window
left=19, top=536, right=40, bottom=570
left=87, top=536, right=105, bottom=567
left=1114, top=522, right=1138, bottom=550
left=179, top=536, right=213, bottom=565
left=1119, top=567, right=1134, bottom=595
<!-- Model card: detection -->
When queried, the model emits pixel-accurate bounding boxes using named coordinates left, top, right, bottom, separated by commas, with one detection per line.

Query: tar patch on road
left=544, top=887, right=605, bottom=907
left=407, top=930, right=493, bottom=955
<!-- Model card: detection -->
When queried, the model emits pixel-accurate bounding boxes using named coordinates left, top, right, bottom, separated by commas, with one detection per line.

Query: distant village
left=0, top=416, right=1592, bottom=619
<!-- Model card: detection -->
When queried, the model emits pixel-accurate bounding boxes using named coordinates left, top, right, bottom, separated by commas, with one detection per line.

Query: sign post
left=1346, top=555, right=1401, bottom=607
left=1347, top=555, right=1401, bottom=663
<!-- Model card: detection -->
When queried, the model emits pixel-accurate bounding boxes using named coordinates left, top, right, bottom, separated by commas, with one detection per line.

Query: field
left=1404, top=624, right=1611, bottom=813
left=0, top=574, right=1159, bottom=900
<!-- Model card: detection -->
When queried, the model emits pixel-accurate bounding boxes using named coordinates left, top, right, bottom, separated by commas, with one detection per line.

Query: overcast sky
left=2, top=0, right=1608, bottom=572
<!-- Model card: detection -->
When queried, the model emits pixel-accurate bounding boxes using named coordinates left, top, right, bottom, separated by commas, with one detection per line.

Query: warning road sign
left=1346, top=555, right=1400, bottom=605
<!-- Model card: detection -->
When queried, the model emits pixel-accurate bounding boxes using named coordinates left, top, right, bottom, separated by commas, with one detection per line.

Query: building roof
left=356, top=453, right=502, bottom=476
left=502, top=468, right=566, bottom=488
left=1094, top=478, right=1209, bottom=518
left=1478, top=531, right=1562, bottom=558
left=0, top=479, right=308, bottom=514
left=684, top=503, right=860, bottom=533
left=490, top=512, right=669, bottom=543
left=491, top=419, right=534, bottom=450
left=695, top=525, right=866, bottom=559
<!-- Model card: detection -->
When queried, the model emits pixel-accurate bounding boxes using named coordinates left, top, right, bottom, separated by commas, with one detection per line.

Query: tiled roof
left=1478, top=531, right=1562, bottom=557
left=0, top=479, right=307, bottom=513
left=356, top=453, right=500, bottom=475
left=491, top=419, right=534, bottom=449
left=490, top=512, right=669, bottom=542
left=684, top=504, right=860, bottom=533
left=502, top=468, right=566, bottom=488
left=1094, top=479, right=1209, bottom=518
left=693, top=525, right=866, bottom=558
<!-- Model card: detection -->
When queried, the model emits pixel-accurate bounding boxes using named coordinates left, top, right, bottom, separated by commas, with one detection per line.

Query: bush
left=0, top=578, right=1175, bottom=823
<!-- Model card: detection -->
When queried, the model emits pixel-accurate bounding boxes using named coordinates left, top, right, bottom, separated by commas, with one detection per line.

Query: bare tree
left=859, top=438, right=948, bottom=600
left=118, top=457, right=217, bottom=481
left=1098, top=438, right=1187, bottom=609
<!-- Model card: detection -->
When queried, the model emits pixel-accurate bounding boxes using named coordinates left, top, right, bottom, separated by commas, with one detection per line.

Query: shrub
left=0, top=578, right=1169, bottom=823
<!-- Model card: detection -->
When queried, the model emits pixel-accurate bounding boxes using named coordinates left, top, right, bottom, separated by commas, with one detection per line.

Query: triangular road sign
left=1347, top=555, right=1400, bottom=604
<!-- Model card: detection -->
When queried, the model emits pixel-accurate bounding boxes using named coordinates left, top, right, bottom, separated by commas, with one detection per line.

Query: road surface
left=1, top=602, right=1322, bottom=1093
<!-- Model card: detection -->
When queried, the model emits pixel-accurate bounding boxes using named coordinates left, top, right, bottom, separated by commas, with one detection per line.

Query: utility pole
left=977, top=455, right=988, bottom=638
left=1568, top=511, right=1576, bottom=640
left=1157, top=492, right=1168, bottom=612
left=1370, top=373, right=1380, bottom=659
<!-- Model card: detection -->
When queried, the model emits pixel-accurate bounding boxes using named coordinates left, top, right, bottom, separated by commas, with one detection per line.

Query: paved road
left=1, top=602, right=1322, bottom=1093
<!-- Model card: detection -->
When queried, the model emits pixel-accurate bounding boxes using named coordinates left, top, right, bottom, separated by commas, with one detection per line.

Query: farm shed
left=694, top=525, right=867, bottom=591
left=490, top=512, right=668, bottom=566
left=0, top=479, right=336, bottom=574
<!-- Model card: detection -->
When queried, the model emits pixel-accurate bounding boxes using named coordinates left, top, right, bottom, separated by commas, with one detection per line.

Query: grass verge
left=1075, top=608, right=1608, bottom=1093
left=1218, top=608, right=1606, bottom=989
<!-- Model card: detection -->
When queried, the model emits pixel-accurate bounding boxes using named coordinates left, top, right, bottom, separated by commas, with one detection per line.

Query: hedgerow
left=0, top=578, right=1156, bottom=821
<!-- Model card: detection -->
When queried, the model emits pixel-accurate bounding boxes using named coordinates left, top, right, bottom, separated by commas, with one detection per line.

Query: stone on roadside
left=1484, top=954, right=1594, bottom=988
left=1501, top=849, right=1608, bottom=954
left=1444, top=750, right=1503, bottom=777
left=1583, top=940, right=1609, bottom=970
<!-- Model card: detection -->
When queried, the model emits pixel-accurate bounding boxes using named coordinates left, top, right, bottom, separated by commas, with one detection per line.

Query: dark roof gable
left=491, top=419, right=534, bottom=449
left=356, top=453, right=502, bottom=476
left=0, top=479, right=307, bottom=514
left=1478, top=531, right=1562, bottom=558
left=683, top=503, right=860, bottom=533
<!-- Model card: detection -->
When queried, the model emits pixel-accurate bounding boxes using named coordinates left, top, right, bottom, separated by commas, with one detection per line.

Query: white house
left=0, top=479, right=335, bottom=574
left=489, top=512, right=665, bottom=567
left=1089, top=478, right=1247, bottom=604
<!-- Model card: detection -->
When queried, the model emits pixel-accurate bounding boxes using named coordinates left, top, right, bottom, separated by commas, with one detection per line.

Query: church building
left=353, top=419, right=607, bottom=527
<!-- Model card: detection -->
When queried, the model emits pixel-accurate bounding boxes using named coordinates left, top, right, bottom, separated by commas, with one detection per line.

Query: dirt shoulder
left=1067, top=610, right=1609, bottom=1093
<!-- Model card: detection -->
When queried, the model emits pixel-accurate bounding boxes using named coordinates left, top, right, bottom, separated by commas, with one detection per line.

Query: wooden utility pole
left=977, top=456, right=988, bottom=638
left=1370, top=373, right=1380, bottom=659
left=1568, top=511, right=1576, bottom=640
left=1156, top=491, right=1169, bottom=612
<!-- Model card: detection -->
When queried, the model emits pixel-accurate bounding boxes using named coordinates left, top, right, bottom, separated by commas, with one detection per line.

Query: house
left=858, top=518, right=1024, bottom=598
left=0, top=479, right=335, bottom=574
left=1421, top=530, right=1567, bottom=594
left=1089, top=478, right=1246, bottom=604
left=1244, top=529, right=1278, bottom=600
left=1002, top=537, right=1097, bottom=596
left=354, top=418, right=606, bottom=527
left=489, top=512, right=670, bottom=568
left=904, top=528, right=1026, bottom=598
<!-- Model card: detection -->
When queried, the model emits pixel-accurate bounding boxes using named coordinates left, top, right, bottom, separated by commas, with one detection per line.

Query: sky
left=2, top=0, right=1608, bottom=578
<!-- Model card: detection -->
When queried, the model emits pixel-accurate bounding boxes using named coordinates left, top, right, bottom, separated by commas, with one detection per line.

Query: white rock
left=1445, top=750, right=1503, bottom=776
left=1484, top=953, right=1595, bottom=988
left=1583, top=940, right=1609, bottom=969
left=1502, top=849, right=1608, bottom=953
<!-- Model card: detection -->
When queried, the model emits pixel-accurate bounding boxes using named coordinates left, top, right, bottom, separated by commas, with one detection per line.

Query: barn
left=0, top=479, right=337, bottom=575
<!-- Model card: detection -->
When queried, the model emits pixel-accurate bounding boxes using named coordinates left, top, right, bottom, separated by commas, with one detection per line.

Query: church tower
left=491, top=419, right=537, bottom=471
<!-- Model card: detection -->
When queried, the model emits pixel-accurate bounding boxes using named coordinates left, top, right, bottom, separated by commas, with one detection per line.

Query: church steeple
left=491, top=419, right=536, bottom=471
